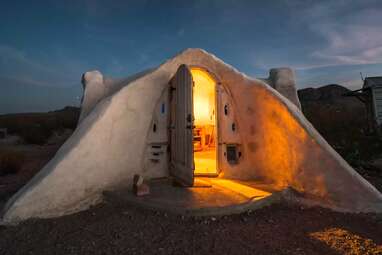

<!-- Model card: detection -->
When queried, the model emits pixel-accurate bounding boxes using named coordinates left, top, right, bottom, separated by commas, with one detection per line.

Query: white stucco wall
left=268, top=68, right=301, bottom=109
left=2, top=48, right=382, bottom=224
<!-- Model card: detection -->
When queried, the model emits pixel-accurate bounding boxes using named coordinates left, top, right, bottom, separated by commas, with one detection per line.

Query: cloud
left=0, top=45, right=47, bottom=73
left=302, top=1, right=382, bottom=66
left=0, top=44, right=87, bottom=87
left=341, top=79, right=364, bottom=90
left=272, top=0, right=382, bottom=71
left=312, top=23, right=382, bottom=66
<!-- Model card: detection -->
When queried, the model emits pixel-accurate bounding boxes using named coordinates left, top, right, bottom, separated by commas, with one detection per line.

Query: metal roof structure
left=363, top=77, right=382, bottom=89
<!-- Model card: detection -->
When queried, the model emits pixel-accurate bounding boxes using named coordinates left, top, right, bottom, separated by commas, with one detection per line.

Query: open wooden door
left=169, top=64, right=194, bottom=186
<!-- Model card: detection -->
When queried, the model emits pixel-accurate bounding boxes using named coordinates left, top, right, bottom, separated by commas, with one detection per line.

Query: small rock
left=133, top=174, right=150, bottom=196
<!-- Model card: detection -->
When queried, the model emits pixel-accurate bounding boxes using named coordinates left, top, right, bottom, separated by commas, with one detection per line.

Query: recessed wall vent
left=226, top=144, right=238, bottom=164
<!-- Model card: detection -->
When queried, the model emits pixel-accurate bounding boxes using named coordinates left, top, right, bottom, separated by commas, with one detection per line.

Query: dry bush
left=0, top=106, right=80, bottom=145
left=0, top=150, right=25, bottom=176
left=21, top=124, right=52, bottom=145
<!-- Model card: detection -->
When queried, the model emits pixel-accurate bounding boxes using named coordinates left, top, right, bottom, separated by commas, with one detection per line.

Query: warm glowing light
left=193, top=98, right=211, bottom=125
left=236, top=86, right=313, bottom=192
left=210, top=179, right=271, bottom=199
left=191, top=68, right=215, bottom=126
left=191, top=68, right=217, bottom=175
left=194, top=150, right=216, bottom=175
left=310, top=228, right=382, bottom=254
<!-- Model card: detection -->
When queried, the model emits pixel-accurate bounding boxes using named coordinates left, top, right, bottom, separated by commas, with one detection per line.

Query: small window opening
left=232, top=123, right=236, bottom=131
left=224, top=104, right=229, bottom=115
left=153, top=123, right=157, bottom=133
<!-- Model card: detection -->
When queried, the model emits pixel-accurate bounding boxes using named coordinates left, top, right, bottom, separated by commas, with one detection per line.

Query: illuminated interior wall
left=191, top=68, right=216, bottom=126
left=191, top=68, right=217, bottom=175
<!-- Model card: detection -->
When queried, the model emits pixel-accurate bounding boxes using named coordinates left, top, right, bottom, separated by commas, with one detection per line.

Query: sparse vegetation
left=0, top=149, right=25, bottom=176
left=0, top=106, right=79, bottom=145
left=299, top=84, right=382, bottom=164
left=299, top=84, right=382, bottom=191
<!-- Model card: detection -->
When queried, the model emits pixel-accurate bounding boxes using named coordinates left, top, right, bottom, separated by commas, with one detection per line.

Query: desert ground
left=0, top=86, right=382, bottom=255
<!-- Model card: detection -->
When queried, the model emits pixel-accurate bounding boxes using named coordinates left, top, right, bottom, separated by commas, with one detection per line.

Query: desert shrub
left=56, top=107, right=80, bottom=129
left=60, top=115, right=79, bottom=130
left=21, top=124, right=52, bottom=145
left=0, top=150, right=25, bottom=176
left=0, top=107, right=80, bottom=145
left=300, top=90, right=382, bottom=165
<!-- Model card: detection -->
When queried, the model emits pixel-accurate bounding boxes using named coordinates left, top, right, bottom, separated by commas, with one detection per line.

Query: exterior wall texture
left=2, top=48, right=382, bottom=224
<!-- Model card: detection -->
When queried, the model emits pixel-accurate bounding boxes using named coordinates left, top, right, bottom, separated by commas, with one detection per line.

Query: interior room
left=190, top=68, right=217, bottom=175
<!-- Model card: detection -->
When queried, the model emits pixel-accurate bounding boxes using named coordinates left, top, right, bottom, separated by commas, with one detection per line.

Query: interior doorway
left=190, top=68, right=218, bottom=176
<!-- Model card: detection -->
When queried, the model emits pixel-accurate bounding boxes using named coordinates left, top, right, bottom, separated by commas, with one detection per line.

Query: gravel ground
left=1, top=201, right=381, bottom=255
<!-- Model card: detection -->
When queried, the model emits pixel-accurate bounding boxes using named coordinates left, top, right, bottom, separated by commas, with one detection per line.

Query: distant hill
left=298, top=84, right=352, bottom=102
left=0, top=106, right=80, bottom=145
left=298, top=84, right=364, bottom=135
left=0, top=77, right=82, bottom=114
left=298, top=84, right=363, bottom=116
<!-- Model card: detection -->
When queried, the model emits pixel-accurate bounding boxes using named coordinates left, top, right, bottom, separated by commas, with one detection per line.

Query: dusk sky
left=1, top=0, right=382, bottom=113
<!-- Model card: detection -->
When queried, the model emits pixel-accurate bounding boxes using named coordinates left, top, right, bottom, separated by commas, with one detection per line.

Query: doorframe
left=189, top=66, right=221, bottom=177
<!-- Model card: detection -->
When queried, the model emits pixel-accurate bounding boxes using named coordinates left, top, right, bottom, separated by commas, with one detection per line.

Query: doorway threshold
left=104, top=177, right=282, bottom=217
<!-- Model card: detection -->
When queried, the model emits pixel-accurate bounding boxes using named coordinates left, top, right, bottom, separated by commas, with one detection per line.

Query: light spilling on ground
left=209, top=179, right=272, bottom=200
left=310, top=228, right=382, bottom=255
left=194, top=150, right=216, bottom=175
